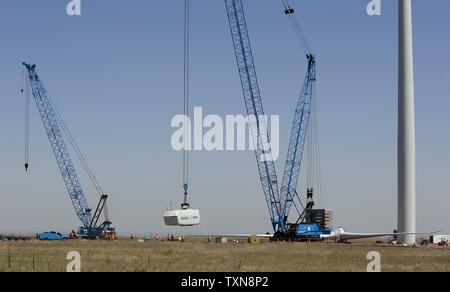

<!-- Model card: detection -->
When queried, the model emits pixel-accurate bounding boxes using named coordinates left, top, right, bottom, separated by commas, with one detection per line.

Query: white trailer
left=432, top=235, right=449, bottom=245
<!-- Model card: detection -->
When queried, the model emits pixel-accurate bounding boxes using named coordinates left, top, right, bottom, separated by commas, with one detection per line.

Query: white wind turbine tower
left=397, top=0, right=416, bottom=245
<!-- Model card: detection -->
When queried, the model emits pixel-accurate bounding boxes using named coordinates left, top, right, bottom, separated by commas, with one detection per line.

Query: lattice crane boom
left=279, top=54, right=316, bottom=223
left=23, top=63, right=94, bottom=229
left=225, top=0, right=283, bottom=232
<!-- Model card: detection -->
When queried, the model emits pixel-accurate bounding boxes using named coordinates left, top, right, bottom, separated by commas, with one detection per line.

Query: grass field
left=0, top=237, right=449, bottom=272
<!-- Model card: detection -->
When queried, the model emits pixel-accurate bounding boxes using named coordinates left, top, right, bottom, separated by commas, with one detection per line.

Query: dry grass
left=0, top=237, right=449, bottom=272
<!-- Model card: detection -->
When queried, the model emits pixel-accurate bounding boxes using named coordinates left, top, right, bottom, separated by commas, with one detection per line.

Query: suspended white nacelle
left=164, top=207, right=200, bottom=227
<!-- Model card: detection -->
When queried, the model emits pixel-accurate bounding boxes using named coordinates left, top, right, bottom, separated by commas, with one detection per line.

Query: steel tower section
left=225, top=0, right=282, bottom=232
left=23, top=63, right=92, bottom=228
left=279, top=54, right=316, bottom=222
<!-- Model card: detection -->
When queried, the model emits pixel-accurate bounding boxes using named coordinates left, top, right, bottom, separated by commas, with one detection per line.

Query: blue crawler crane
left=23, top=63, right=115, bottom=239
left=225, top=0, right=332, bottom=241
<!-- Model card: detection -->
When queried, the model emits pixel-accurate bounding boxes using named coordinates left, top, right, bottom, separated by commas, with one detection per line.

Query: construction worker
left=155, top=234, right=159, bottom=241
left=130, top=234, right=135, bottom=240
left=182, top=235, right=185, bottom=242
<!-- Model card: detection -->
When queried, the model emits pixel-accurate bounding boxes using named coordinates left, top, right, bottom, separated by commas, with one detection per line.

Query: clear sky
left=0, top=0, right=448, bottom=235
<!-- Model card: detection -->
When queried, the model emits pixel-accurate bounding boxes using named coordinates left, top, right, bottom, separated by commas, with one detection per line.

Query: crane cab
left=77, top=225, right=116, bottom=240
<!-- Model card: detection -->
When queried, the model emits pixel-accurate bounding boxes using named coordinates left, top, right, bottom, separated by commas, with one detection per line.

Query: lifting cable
left=23, top=69, right=109, bottom=222
left=22, top=68, right=104, bottom=196
left=22, top=68, right=108, bottom=219
left=47, top=94, right=110, bottom=221
left=23, top=68, right=30, bottom=172
left=49, top=97, right=104, bottom=196
left=313, top=78, right=324, bottom=208
left=49, top=96, right=105, bottom=194
left=281, top=0, right=322, bottom=205
left=182, top=0, right=190, bottom=206
left=306, top=74, right=322, bottom=206
left=280, top=0, right=312, bottom=56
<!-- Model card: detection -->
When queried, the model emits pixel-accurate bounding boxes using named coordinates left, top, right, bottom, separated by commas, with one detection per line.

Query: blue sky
left=0, top=0, right=449, bottom=235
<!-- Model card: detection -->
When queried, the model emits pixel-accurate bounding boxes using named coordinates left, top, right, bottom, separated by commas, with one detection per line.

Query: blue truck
left=37, top=231, right=70, bottom=240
